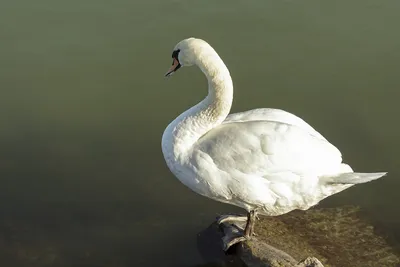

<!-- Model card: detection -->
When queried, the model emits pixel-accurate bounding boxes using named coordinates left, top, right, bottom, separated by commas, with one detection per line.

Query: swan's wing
left=224, top=108, right=326, bottom=141
left=194, top=120, right=342, bottom=178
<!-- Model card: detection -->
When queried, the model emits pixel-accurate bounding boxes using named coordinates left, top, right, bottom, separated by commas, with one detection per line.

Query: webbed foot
left=222, top=234, right=247, bottom=252
left=217, top=214, right=247, bottom=231
left=217, top=210, right=258, bottom=252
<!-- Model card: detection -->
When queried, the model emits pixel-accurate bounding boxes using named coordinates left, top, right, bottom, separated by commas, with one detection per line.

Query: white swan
left=162, top=37, right=387, bottom=248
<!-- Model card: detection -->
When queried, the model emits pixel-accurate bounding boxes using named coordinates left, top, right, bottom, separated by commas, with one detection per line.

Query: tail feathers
left=322, top=172, right=387, bottom=185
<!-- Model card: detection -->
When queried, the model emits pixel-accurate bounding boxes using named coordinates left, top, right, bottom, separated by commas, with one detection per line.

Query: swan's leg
left=220, top=210, right=258, bottom=251
left=244, top=210, right=257, bottom=237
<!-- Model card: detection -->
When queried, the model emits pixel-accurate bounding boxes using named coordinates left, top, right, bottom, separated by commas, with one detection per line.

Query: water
left=0, top=0, right=399, bottom=266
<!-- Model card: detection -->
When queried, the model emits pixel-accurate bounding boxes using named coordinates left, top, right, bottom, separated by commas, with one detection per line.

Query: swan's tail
left=322, top=172, right=387, bottom=185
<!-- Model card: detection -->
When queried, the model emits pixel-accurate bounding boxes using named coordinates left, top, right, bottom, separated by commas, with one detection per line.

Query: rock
left=197, top=206, right=400, bottom=267
left=296, top=257, right=324, bottom=267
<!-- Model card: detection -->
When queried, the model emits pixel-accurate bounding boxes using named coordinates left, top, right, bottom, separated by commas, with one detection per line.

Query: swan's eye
left=171, top=49, right=180, bottom=60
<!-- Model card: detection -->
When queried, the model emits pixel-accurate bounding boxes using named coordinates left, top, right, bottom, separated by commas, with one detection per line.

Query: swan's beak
left=165, top=58, right=181, bottom=77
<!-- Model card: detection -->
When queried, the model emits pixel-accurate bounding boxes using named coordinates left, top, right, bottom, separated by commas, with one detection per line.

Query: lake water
left=0, top=0, right=399, bottom=266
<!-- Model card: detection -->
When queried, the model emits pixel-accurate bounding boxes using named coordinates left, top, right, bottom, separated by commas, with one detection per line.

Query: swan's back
left=224, top=108, right=327, bottom=141
left=195, top=118, right=343, bottom=178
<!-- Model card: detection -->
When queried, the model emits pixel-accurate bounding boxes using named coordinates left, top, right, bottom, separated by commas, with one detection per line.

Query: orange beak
left=165, top=58, right=180, bottom=77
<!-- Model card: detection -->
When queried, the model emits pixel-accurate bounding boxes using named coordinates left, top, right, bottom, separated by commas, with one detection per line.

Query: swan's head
left=165, top=37, right=211, bottom=77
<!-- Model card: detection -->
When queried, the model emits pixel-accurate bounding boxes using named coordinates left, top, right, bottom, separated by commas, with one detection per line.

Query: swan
left=161, top=37, right=387, bottom=249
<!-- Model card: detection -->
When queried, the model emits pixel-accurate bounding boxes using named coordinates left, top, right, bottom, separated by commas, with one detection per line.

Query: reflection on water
left=0, top=0, right=399, bottom=266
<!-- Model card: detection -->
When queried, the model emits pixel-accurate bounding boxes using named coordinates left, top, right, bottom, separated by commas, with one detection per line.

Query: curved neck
left=162, top=48, right=233, bottom=160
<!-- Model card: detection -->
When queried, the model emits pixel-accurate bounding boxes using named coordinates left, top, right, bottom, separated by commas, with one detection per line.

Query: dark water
left=0, top=0, right=399, bottom=266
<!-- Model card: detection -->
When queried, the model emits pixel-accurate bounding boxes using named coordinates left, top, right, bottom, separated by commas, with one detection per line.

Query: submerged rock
left=197, top=206, right=400, bottom=267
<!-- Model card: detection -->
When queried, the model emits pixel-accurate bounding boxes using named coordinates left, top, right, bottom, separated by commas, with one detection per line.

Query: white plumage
left=161, top=37, right=386, bottom=243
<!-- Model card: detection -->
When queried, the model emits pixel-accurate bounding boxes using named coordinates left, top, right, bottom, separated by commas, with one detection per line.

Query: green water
left=0, top=0, right=399, bottom=266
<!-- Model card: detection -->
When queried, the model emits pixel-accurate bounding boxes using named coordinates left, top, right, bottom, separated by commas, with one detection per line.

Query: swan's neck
left=162, top=49, right=233, bottom=162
